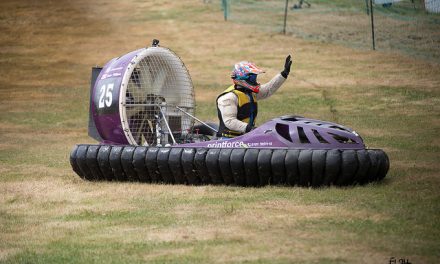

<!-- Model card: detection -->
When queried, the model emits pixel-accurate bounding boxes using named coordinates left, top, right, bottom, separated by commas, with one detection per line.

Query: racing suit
left=216, top=73, right=286, bottom=138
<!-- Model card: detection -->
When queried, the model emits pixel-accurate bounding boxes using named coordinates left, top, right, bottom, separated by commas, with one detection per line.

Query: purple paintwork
left=178, top=116, right=365, bottom=150
left=91, top=49, right=144, bottom=145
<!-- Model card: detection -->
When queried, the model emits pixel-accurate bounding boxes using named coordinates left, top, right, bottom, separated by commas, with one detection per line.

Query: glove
left=280, top=55, right=292, bottom=78
left=245, top=124, right=256, bottom=133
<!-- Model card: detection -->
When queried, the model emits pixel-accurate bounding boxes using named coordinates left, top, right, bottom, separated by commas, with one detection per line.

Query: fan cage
left=119, top=47, right=195, bottom=146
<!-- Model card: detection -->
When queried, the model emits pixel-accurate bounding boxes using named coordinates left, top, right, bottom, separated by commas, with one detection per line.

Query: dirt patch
left=0, top=248, right=19, bottom=262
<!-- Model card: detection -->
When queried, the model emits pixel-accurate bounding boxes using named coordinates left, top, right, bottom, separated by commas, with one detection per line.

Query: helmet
left=231, top=61, right=264, bottom=93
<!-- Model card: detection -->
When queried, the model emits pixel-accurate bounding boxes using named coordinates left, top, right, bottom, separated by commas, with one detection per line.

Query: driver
left=216, top=55, right=293, bottom=138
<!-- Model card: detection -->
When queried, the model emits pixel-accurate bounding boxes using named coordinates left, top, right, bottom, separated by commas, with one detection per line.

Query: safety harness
left=216, top=85, right=258, bottom=138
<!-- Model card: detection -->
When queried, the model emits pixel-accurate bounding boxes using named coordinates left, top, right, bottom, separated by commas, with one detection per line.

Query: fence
left=210, top=0, right=440, bottom=62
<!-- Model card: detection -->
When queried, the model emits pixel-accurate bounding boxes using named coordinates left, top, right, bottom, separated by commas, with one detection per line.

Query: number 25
left=98, top=83, right=114, bottom=108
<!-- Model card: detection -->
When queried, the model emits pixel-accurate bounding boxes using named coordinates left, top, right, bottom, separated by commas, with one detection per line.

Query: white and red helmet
left=231, top=61, right=265, bottom=93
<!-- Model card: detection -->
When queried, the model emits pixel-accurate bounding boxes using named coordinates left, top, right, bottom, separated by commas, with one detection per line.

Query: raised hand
left=281, top=55, right=292, bottom=78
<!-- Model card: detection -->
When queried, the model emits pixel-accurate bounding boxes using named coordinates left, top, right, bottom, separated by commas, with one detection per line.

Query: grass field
left=0, top=0, right=439, bottom=263
left=228, top=0, right=440, bottom=62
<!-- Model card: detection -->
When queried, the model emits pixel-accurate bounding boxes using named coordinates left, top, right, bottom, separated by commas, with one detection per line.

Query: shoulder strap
left=217, top=85, right=236, bottom=101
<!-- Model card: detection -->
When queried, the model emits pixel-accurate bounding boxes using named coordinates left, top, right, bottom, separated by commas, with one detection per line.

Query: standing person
left=216, top=56, right=293, bottom=138
left=291, top=0, right=311, bottom=9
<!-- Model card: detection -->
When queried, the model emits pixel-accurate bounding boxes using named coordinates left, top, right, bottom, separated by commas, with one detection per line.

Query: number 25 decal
left=98, top=83, right=114, bottom=108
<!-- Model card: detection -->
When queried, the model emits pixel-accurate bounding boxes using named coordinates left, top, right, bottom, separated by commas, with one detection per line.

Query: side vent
left=297, top=126, right=310, bottom=144
left=329, top=133, right=356, bottom=144
left=281, top=116, right=298, bottom=122
left=275, top=123, right=293, bottom=142
left=330, top=125, right=349, bottom=132
left=312, top=129, right=329, bottom=144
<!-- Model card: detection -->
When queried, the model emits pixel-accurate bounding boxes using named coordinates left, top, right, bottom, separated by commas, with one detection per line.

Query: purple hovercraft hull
left=179, top=116, right=365, bottom=150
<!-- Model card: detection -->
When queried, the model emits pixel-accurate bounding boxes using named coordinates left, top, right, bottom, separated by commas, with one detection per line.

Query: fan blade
left=152, top=67, right=166, bottom=95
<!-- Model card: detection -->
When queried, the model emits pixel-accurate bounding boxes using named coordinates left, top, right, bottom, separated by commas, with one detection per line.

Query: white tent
left=425, top=0, right=440, bottom=13
left=374, top=0, right=402, bottom=4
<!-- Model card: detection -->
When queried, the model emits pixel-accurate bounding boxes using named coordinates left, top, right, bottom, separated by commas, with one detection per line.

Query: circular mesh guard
left=122, top=47, right=194, bottom=146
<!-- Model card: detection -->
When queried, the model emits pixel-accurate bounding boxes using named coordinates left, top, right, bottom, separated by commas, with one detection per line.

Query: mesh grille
left=124, top=47, right=195, bottom=146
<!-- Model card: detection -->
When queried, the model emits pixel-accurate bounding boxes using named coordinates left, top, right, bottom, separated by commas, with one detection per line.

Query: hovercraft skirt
left=70, top=145, right=389, bottom=187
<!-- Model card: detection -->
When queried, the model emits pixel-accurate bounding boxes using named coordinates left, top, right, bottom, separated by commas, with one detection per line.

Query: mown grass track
left=0, top=0, right=439, bottom=263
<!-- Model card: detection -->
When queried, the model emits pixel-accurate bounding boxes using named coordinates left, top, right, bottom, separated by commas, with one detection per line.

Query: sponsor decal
left=101, top=72, right=122, bottom=80
left=108, top=67, right=123, bottom=72
left=206, top=141, right=272, bottom=148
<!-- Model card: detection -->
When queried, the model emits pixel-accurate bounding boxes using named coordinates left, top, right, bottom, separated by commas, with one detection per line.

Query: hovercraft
left=70, top=40, right=389, bottom=187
